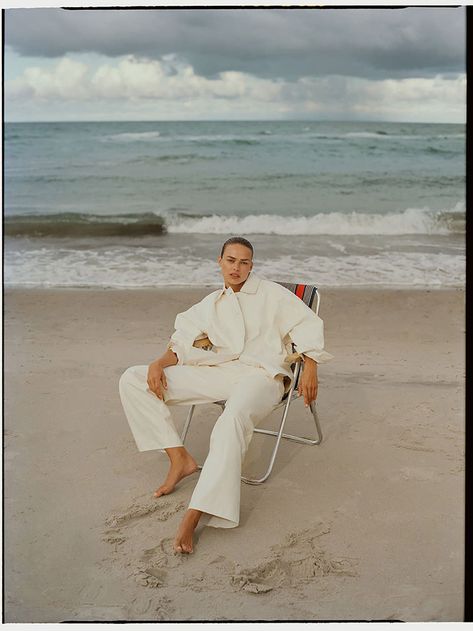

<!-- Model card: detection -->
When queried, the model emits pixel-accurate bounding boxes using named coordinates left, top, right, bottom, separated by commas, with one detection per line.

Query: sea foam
left=4, top=249, right=464, bottom=289
left=167, top=204, right=465, bottom=236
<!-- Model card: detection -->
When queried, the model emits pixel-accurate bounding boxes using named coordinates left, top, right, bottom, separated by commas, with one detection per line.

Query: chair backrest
left=276, top=282, right=320, bottom=315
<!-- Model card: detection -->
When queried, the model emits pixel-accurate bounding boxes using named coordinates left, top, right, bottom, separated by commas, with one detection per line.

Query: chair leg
left=252, top=402, right=322, bottom=445
left=241, top=365, right=301, bottom=486
left=180, top=404, right=196, bottom=444
left=241, top=364, right=324, bottom=484
left=309, top=400, right=323, bottom=445
left=180, top=373, right=322, bottom=484
left=241, top=394, right=294, bottom=485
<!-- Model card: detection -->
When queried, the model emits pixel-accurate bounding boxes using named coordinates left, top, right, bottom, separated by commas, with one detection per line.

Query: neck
left=225, top=275, right=249, bottom=293
left=225, top=281, right=244, bottom=292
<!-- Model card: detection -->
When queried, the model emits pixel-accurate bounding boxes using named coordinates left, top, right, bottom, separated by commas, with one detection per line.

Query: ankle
left=185, top=509, right=203, bottom=524
left=165, top=446, right=191, bottom=463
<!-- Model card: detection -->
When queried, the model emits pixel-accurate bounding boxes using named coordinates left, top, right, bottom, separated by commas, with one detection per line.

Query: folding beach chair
left=180, top=281, right=323, bottom=485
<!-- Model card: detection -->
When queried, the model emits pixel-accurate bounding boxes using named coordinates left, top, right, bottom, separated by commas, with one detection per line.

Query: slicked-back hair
left=220, top=237, right=254, bottom=259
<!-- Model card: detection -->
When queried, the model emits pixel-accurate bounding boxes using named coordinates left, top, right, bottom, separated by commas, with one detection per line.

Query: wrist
left=302, top=355, right=317, bottom=366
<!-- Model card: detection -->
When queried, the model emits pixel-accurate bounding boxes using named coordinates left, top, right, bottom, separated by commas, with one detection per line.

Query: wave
left=19, top=174, right=161, bottom=184
left=104, top=131, right=162, bottom=142
left=345, top=131, right=390, bottom=138
left=182, top=134, right=261, bottom=145
left=125, top=153, right=217, bottom=164
left=311, top=131, right=465, bottom=141
left=425, top=146, right=460, bottom=155
left=102, top=132, right=262, bottom=145
left=4, top=213, right=166, bottom=238
left=96, top=130, right=465, bottom=151
left=167, top=205, right=465, bottom=236
left=4, top=204, right=464, bottom=239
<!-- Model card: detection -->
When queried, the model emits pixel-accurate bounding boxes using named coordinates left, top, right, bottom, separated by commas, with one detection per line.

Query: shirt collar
left=216, top=272, right=261, bottom=300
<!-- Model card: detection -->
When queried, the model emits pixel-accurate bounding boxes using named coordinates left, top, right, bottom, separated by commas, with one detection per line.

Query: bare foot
left=173, top=509, right=203, bottom=553
left=154, top=449, right=198, bottom=498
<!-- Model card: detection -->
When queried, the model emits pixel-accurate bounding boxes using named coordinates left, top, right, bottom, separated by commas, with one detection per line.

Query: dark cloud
left=5, top=7, right=465, bottom=80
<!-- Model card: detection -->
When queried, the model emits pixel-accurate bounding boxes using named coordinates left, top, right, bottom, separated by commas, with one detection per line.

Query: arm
left=278, top=288, right=333, bottom=406
left=279, top=288, right=333, bottom=364
left=168, top=296, right=216, bottom=365
left=298, top=355, right=318, bottom=407
left=147, top=293, right=214, bottom=399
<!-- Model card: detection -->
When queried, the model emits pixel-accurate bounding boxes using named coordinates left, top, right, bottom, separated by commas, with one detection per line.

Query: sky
left=4, top=7, right=466, bottom=123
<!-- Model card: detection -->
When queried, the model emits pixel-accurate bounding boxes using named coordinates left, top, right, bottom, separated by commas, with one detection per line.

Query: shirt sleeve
left=167, top=296, right=214, bottom=366
left=278, top=288, right=334, bottom=364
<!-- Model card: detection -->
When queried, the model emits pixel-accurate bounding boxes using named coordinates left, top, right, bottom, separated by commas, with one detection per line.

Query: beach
left=3, top=285, right=465, bottom=622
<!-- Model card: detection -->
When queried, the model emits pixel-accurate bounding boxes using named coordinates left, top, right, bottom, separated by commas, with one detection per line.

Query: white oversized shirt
left=168, top=273, right=333, bottom=392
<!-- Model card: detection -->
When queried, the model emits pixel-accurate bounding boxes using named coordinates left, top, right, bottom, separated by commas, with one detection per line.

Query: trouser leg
left=118, top=364, right=236, bottom=452
left=188, top=369, right=284, bottom=529
left=120, top=361, right=284, bottom=529
left=119, top=365, right=182, bottom=450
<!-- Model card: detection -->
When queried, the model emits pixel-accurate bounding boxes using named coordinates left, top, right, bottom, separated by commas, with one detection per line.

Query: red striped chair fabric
left=276, top=281, right=318, bottom=309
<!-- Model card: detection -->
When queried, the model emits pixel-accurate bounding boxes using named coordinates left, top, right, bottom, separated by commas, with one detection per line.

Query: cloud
left=5, top=54, right=466, bottom=123
left=5, top=7, right=465, bottom=80
left=7, top=57, right=90, bottom=100
left=6, top=55, right=284, bottom=102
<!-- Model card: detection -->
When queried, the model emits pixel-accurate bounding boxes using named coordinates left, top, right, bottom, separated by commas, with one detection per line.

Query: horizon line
left=4, top=118, right=464, bottom=124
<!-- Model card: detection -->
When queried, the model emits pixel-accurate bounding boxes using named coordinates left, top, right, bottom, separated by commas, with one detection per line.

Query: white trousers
left=118, top=360, right=285, bottom=529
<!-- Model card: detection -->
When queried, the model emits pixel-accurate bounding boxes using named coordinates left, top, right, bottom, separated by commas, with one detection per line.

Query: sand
left=3, top=286, right=465, bottom=622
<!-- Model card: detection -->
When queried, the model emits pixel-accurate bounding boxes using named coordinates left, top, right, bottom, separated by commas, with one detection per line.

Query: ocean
left=4, top=120, right=465, bottom=289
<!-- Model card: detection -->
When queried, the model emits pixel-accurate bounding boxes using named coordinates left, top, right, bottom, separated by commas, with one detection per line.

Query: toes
left=154, top=486, right=169, bottom=497
left=173, top=541, right=193, bottom=554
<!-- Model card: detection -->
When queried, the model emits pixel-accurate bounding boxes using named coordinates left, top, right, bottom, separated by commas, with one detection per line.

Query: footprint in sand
left=102, top=498, right=186, bottom=550
left=133, top=567, right=169, bottom=588
left=129, top=594, right=174, bottom=619
left=105, top=498, right=186, bottom=529
left=102, top=529, right=127, bottom=546
left=132, top=535, right=201, bottom=589
left=231, top=523, right=359, bottom=595
left=155, top=596, right=175, bottom=620
left=102, top=499, right=193, bottom=597
left=139, top=537, right=189, bottom=569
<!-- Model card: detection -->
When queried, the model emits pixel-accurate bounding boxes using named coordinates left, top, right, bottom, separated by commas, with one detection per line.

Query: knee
left=118, top=365, right=145, bottom=393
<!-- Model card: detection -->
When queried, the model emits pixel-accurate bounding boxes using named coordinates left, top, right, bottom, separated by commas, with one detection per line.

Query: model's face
left=217, top=244, right=253, bottom=290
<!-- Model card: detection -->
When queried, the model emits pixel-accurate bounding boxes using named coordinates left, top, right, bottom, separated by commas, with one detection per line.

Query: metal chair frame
left=180, top=282, right=323, bottom=485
